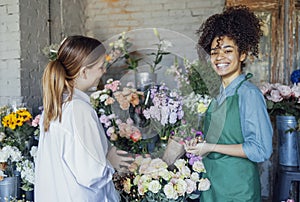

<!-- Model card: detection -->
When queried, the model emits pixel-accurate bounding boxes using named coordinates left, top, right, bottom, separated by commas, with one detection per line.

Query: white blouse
left=35, top=88, right=119, bottom=202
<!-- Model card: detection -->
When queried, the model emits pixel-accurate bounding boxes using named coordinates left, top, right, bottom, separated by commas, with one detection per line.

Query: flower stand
left=276, top=115, right=299, bottom=167
left=0, top=176, right=18, bottom=202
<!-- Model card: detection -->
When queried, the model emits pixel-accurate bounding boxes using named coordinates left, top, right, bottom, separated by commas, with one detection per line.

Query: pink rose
left=277, top=84, right=292, bottom=98
left=105, top=97, right=115, bottom=105
left=267, top=90, right=283, bottom=102
left=291, top=84, right=300, bottom=98
left=31, top=114, right=41, bottom=127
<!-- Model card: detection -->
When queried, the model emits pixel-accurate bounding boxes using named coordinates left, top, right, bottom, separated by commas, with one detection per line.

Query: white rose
left=160, top=169, right=171, bottom=181
left=90, top=91, right=101, bottom=99
left=148, top=180, right=161, bottom=193
left=180, top=166, right=191, bottom=178
left=192, top=160, right=206, bottom=173
left=174, top=178, right=187, bottom=196
left=164, top=183, right=176, bottom=199
left=190, top=172, right=200, bottom=182
left=174, top=159, right=186, bottom=169
left=185, top=179, right=197, bottom=194
left=198, top=178, right=211, bottom=191
left=99, top=94, right=109, bottom=102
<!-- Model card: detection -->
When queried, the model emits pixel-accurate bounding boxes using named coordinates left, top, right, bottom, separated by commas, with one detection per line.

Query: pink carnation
left=105, top=80, right=120, bottom=92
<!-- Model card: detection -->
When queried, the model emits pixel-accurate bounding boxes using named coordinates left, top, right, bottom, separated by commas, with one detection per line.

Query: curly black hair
left=197, top=5, right=263, bottom=67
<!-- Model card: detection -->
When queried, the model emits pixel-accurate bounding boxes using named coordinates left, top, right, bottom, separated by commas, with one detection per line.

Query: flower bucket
left=0, top=176, right=18, bottom=202
left=135, top=72, right=157, bottom=91
left=276, top=115, right=299, bottom=167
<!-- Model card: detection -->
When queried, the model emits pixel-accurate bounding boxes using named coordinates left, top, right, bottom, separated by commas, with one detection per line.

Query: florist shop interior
left=1, top=0, right=300, bottom=201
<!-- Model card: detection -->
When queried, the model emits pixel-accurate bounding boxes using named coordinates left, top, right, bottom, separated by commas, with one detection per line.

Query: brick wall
left=0, top=0, right=225, bottom=113
left=85, top=0, right=224, bottom=41
left=0, top=0, right=87, bottom=114
left=0, top=0, right=21, bottom=106
left=85, top=0, right=225, bottom=88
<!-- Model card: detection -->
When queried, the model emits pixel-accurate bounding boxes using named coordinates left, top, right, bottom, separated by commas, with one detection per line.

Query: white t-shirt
left=35, top=88, right=119, bottom=202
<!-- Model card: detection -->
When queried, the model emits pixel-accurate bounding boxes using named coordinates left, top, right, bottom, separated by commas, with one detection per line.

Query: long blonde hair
left=42, top=35, right=104, bottom=131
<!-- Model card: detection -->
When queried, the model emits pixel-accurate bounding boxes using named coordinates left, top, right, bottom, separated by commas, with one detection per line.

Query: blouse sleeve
left=62, top=100, right=114, bottom=190
left=240, top=87, right=273, bottom=163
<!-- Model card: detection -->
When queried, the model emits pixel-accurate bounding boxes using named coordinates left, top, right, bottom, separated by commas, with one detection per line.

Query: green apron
left=201, top=75, right=261, bottom=202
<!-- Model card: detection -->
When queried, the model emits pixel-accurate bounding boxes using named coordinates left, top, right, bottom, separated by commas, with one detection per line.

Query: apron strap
left=235, top=73, right=253, bottom=94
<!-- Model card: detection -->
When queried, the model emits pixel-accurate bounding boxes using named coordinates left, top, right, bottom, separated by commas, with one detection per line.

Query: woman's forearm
left=210, top=143, right=247, bottom=158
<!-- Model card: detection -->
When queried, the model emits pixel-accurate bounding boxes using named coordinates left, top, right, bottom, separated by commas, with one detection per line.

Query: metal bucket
left=276, top=115, right=298, bottom=167
left=0, top=177, right=18, bottom=202
left=135, top=72, right=157, bottom=91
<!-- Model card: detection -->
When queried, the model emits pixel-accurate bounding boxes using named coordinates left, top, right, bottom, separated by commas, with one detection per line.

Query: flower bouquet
left=91, top=79, right=151, bottom=154
left=170, top=59, right=212, bottom=130
left=113, top=155, right=210, bottom=201
left=142, top=84, right=184, bottom=141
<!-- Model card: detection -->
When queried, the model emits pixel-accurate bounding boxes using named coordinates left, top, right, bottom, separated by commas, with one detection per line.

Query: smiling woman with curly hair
left=198, top=5, right=263, bottom=69
left=184, top=5, right=273, bottom=202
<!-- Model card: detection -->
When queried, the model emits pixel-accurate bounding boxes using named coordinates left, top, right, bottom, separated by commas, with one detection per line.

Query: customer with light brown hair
left=35, top=35, right=132, bottom=202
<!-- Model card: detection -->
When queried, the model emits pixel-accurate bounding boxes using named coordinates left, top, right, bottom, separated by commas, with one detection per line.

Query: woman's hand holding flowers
left=107, top=146, right=134, bottom=171
left=184, top=138, right=211, bottom=156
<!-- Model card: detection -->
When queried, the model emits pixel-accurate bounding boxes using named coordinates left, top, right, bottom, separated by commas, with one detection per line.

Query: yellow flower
left=16, top=117, right=23, bottom=127
left=1, top=109, right=32, bottom=130
left=16, top=109, right=32, bottom=122
left=197, top=102, right=207, bottom=114
left=7, top=114, right=17, bottom=130
left=123, top=177, right=132, bottom=194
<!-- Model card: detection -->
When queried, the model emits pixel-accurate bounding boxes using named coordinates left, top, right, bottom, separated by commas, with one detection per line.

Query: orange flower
left=0, top=163, right=7, bottom=171
left=130, top=93, right=140, bottom=107
left=130, top=131, right=142, bottom=143
left=105, top=54, right=112, bottom=62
